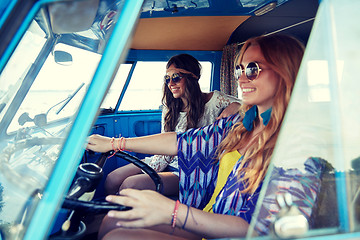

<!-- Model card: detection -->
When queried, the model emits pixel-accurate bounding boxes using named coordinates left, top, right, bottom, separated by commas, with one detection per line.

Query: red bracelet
left=117, top=137, right=121, bottom=151
left=107, top=137, right=118, bottom=159
left=171, top=200, right=180, bottom=228
left=119, top=137, right=126, bottom=151
left=111, top=137, right=117, bottom=150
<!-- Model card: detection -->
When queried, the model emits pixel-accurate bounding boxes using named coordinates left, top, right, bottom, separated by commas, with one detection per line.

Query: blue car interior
left=1, top=0, right=360, bottom=240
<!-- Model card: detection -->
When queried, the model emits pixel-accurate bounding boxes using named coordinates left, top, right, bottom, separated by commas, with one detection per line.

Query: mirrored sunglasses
left=234, top=61, right=263, bottom=81
left=164, top=73, right=183, bottom=84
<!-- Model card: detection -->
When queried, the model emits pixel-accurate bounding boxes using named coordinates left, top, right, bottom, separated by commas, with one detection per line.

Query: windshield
left=0, top=1, right=123, bottom=238
left=0, top=20, right=46, bottom=126
left=6, top=42, right=100, bottom=133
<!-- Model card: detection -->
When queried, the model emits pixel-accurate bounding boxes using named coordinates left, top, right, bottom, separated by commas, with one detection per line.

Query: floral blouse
left=143, top=90, right=240, bottom=173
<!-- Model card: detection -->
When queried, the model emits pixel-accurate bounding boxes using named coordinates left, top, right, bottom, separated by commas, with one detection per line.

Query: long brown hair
left=216, top=34, right=305, bottom=193
left=163, top=54, right=205, bottom=131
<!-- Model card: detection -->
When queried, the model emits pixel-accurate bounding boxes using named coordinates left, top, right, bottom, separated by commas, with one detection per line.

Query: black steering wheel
left=50, top=150, right=163, bottom=239
left=61, top=150, right=163, bottom=214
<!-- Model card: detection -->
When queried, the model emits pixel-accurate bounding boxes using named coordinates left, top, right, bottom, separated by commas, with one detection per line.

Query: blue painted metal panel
left=0, top=0, right=16, bottom=28
left=139, top=0, right=291, bottom=18
left=94, top=110, right=162, bottom=137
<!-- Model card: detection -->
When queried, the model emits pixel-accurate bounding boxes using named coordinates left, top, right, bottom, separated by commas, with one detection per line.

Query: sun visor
left=48, top=0, right=99, bottom=34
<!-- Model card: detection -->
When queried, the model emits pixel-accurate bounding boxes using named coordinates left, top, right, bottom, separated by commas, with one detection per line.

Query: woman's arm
left=217, top=101, right=241, bottom=119
left=105, top=189, right=250, bottom=239
left=86, top=132, right=178, bottom=156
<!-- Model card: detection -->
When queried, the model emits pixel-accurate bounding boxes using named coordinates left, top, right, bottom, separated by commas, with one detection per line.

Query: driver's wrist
left=109, top=137, right=127, bottom=152
left=108, top=137, right=117, bottom=157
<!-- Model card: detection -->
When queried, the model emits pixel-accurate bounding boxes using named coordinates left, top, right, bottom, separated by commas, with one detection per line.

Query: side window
left=114, top=61, right=211, bottom=111
left=100, top=63, right=132, bottom=110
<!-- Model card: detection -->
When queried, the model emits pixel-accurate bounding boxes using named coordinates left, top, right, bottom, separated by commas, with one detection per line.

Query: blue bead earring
left=242, top=106, right=272, bottom=131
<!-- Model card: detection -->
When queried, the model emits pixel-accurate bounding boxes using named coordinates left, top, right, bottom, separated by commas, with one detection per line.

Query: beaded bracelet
left=171, top=200, right=180, bottom=229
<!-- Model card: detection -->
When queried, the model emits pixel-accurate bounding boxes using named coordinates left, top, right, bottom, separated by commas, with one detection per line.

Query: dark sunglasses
left=234, top=61, right=263, bottom=81
left=164, top=73, right=183, bottom=84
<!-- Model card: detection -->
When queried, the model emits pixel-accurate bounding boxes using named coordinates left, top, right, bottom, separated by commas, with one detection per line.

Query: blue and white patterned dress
left=177, top=113, right=324, bottom=235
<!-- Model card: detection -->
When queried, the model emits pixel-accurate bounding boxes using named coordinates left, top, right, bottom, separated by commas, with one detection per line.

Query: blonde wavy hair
left=216, top=34, right=305, bottom=193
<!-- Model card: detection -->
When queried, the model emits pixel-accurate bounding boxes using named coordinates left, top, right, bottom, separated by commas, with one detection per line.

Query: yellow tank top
left=202, top=150, right=242, bottom=213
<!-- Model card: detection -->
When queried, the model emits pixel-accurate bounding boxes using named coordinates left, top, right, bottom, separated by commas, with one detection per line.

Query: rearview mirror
left=54, top=50, right=73, bottom=66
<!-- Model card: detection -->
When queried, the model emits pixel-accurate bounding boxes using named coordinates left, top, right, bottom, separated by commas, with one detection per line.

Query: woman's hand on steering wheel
left=105, top=189, right=175, bottom=228
left=86, top=134, right=113, bottom=153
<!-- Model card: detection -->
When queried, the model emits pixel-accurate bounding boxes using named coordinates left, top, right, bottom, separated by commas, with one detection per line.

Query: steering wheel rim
left=114, top=151, right=163, bottom=193
left=62, top=150, right=163, bottom=213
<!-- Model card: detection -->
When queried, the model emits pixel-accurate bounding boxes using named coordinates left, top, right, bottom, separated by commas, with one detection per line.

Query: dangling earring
left=242, top=105, right=257, bottom=131
left=261, top=107, right=272, bottom=126
left=242, top=106, right=272, bottom=131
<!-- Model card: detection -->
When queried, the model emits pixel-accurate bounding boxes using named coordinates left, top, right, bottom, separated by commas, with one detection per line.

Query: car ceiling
left=131, top=15, right=249, bottom=51
left=38, top=0, right=319, bottom=53
left=130, top=0, right=319, bottom=51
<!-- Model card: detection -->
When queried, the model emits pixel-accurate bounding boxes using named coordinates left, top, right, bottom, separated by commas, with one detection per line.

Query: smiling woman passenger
left=87, top=34, right=325, bottom=240
left=104, top=54, right=241, bottom=196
